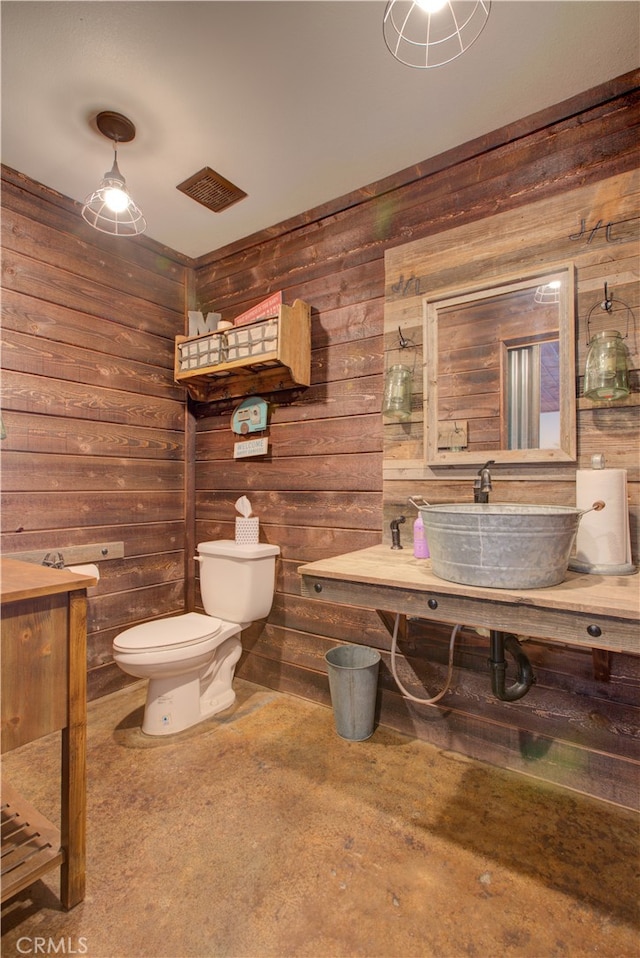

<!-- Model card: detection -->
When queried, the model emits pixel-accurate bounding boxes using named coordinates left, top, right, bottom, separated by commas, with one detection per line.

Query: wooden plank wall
left=0, top=166, right=191, bottom=700
left=382, top=170, right=639, bottom=484
left=193, top=73, right=640, bottom=807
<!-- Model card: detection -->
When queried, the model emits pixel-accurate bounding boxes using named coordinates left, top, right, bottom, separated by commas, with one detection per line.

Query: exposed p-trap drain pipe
left=389, top=617, right=536, bottom=705
left=489, top=630, right=535, bottom=701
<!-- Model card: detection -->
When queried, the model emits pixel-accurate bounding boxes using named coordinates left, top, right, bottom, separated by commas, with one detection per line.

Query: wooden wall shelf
left=174, top=299, right=311, bottom=404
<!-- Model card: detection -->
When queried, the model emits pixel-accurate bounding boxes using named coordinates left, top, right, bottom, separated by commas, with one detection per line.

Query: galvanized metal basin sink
left=419, top=503, right=583, bottom=590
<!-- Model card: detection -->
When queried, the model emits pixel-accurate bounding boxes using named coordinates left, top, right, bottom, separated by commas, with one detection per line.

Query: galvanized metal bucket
left=420, top=503, right=584, bottom=589
left=325, top=645, right=381, bottom=741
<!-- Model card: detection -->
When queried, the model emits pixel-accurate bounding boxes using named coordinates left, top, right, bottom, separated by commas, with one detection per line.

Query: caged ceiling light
left=383, top=0, right=491, bottom=69
left=81, top=111, right=146, bottom=236
left=534, top=280, right=561, bottom=304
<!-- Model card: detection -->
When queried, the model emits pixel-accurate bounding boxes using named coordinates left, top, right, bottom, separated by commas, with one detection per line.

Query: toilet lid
left=113, top=612, right=222, bottom=653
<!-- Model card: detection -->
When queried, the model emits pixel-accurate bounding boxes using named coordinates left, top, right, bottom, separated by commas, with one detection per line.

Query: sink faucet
left=390, top=515, right=406, bottom=549
left=473, top=460, right=495, bottom=503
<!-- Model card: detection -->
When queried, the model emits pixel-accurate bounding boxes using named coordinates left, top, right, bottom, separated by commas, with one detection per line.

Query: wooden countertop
left=299, top=546, right=639, bottom=623
left=1, top=558, right=98, bottom=604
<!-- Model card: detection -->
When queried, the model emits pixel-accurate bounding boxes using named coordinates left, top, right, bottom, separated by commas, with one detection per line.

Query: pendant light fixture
left=534, top=280, right=561, bottom=304
left=81, top=111, right=146, bottom=236
left=383, top=0, right=491, bottom=69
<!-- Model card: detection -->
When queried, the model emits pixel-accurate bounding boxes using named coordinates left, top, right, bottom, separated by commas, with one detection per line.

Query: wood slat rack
left=1, top=781, right=64, bottom=901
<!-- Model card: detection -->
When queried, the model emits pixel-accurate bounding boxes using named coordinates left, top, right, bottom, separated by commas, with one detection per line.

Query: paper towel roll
left=574, top=468, right=631, bottom=568
left=66, top=563, right=100, bottom=582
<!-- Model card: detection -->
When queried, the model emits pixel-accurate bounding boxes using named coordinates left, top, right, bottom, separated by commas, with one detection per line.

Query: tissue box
left=235, top=517, right=259, bottom=545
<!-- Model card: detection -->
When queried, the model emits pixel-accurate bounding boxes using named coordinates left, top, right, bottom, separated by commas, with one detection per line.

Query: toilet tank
left=196, top=540, right=280, bottom=624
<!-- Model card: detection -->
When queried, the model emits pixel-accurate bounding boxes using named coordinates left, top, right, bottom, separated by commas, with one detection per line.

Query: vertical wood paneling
left=0, top=166, right=191, bottom=700
left=193, top=73, right=640, bottom=806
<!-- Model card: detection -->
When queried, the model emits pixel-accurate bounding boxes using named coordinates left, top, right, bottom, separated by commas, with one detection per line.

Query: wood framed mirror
left=424, top=263, right=576, bottom=465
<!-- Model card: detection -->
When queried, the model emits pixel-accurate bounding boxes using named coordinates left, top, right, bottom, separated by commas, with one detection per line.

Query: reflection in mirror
left=505, top=338, right=560, bottom=449
left=425, top=264, right=576, bottom=465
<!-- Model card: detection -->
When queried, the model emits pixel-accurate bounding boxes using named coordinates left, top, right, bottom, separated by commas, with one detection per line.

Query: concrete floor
left=1, top=679, right=638, bottom=958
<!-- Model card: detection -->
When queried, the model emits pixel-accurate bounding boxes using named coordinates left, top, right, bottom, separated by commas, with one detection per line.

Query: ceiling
left=2, top=1, right=638, bottom=259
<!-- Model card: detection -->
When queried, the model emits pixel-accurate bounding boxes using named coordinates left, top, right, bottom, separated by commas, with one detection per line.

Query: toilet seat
left=113, top=612, right=223, bottom=654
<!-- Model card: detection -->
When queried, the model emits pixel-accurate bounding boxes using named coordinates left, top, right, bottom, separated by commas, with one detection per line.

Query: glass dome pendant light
left=383, top=0, right=491, bottom=69
left=81, top=111, right=146, bottom=236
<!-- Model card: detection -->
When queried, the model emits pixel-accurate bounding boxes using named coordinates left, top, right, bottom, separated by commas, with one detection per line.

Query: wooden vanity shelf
left=1, top=781, right=64, bottom=902
left=1, top=558, right=96, bottom=910
left=174, top=299, right=311, bottom=403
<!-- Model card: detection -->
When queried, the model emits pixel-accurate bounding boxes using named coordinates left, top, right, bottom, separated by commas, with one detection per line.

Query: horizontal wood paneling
left=2, top=326, right=180, bottom=401
left=0, top=410, right=184, bottom=459
left=1, top=370, right=184, bottom=429
left=0, top=166, right=192, bottom=273
left=193, top=73, right=640, bottom=807
left=195, top=522, right=380, bottom=565
left=2, top=202, right=185, bottom=312
left=1, top=248, right=181, bottom=340
left=196, top=453, right=383, bottom=492
left=197, top=491, right=381, bottom=529
left=1, top=521, right=185, bottom=561
left=2, top=288, right=179, bottom=370
left=1, top=491, right=184, bottom=532
left=2, top=452, right=183, bottom=492
left=0, top=165, right=190, bottom=700
left=197, top=414, right=381, bottom=459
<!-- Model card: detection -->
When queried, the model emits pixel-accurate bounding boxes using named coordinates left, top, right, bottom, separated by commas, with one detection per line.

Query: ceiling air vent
left=176, top=167, right=247, bottom=213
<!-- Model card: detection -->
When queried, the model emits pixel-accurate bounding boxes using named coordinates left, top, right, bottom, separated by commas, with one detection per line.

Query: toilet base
left=141, top=635, right=242, bottom=736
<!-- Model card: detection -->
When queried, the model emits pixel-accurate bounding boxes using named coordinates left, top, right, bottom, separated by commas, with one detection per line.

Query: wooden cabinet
left=1, top=558, right=96, bottom=910
left=174, top=299, right=311, bottom=403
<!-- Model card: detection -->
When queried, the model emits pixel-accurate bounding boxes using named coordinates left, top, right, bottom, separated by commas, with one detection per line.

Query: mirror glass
left=425, top=264, right=576, bottom=465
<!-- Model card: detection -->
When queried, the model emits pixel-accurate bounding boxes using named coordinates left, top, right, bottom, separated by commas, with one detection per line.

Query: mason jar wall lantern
left=382, top=328, right=417, bottom=421
left=583, top=284, right=633, bottom=402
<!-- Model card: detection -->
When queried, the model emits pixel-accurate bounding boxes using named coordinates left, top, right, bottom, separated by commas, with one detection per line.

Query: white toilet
left=112, top=540, right=279, bottom=736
